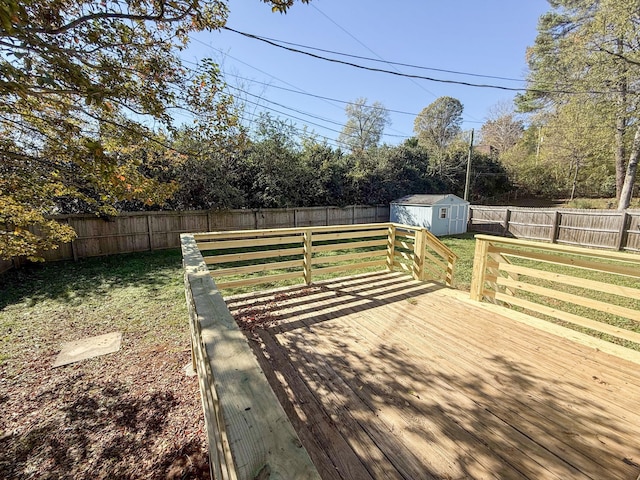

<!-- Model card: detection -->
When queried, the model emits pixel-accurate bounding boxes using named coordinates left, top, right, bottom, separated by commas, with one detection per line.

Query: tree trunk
left=618, top=125, right=640, bottom=210
left=614, top=38, right=628, bottom=200
left=570, top=157, right=580, bottom=201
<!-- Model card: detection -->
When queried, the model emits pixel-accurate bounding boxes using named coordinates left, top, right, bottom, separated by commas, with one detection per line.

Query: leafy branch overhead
left=0, top=0, right=309, bottom=260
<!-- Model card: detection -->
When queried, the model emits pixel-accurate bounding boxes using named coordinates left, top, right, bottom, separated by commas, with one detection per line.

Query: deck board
left=227, top=272, right=640, bottom=480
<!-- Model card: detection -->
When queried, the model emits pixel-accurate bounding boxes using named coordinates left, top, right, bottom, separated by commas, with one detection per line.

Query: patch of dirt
left=0, top=340, right=210, bottom=479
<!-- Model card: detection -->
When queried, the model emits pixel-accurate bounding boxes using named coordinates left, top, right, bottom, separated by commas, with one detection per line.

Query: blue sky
left=185, top=1, right=550, bottom=147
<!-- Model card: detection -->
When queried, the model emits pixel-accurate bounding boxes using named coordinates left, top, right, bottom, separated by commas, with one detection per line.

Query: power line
left=226, top=83, right=411, bottom=139
left=222, top=26, right=623, bottom=96
left=258, top=30, right=527, bottom=83
left=221, top=70, right=484, bottom=124
left=188, top=38, right=484, bottom=124
left=309, top=4, right=442, bottom=126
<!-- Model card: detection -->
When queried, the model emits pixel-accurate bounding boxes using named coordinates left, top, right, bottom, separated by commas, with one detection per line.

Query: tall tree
left=338, top=97, right=390, bottom=154
left=0, top=0, right=309, bottom=260
left=413, top=96, right=463, bottom=174
left=518, top=0, right=640, bottom=209
left=479, top=101, right=524, bottom=157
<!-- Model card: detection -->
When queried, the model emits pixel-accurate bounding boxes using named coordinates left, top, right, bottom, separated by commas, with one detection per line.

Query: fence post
left=503, top=208, right=511, bottom=236
left=146, top=214, right=154, bottom=251
left=470, top=237, right=490, bottom=301
left=207, top=211, right=212, bottom=232
left=303, top=230, right=313, bottom=285
left=549, top=210, right=560, bottom=244
left=616, top=211, right=629, bottom=251
left=386, top=224, right=396, bottom=271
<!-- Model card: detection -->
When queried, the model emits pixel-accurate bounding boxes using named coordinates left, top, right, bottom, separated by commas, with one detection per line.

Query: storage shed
left=390, top=194, right=469, bottom=236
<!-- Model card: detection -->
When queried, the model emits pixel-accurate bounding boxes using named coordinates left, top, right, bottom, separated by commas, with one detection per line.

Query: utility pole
left=464, top=128, right=474, bottom=201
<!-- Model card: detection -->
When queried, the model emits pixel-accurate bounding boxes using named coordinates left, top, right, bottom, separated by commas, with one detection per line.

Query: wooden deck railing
left=182, top=234, right=321, bottom=480
left=181, top=223, right=457, bottom=478
left=470, top=234, right=640, bottom=347
left=194, top=222, right=457, bottom=289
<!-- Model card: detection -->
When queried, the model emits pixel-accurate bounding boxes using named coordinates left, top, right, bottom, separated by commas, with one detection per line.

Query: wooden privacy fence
left=470, top=234, right=640, bottom=351
left=469, top=206, right=640, bottom=252
left=0, top=205, right=389, bottom=274
left=193, top=222, right=457, bottom=290
left=181, top=223, right=456, bottom=478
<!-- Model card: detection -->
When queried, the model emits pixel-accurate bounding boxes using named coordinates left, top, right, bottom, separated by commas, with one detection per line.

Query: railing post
left=386, top=224, right=396, bottom=271
left=470, top=237, right=490, bottom=301
left=413, top=228, right=428, bottom=281
left=303, top=230, right=313, bottom=285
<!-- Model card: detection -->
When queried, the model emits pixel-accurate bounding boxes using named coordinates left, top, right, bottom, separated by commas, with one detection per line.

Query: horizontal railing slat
left=211, top=259, right=303, bottom=278
left=497, top=262, right=640, bottom=299
left=312, top=239, right=388, bottom=253
left=312, top=229, right=388, bottom=242
left=311, top=250, right=386, bottom=265
left=204, top=247, right=305, bottom=265
left=489, top=245, right=640, bottom=279
left=215, top=271, right=303, bottom=289
left=493, top=276, right=640, bottom=323
left=312, top=259, right=387, bottom=276
left=198, top=235, right=303, bottom=251
left=487, top=290, right=640, bottom=346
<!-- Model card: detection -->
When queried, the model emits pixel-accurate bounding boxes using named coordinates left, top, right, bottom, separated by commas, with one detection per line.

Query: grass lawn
left=0, top=250, right=209, bottom=479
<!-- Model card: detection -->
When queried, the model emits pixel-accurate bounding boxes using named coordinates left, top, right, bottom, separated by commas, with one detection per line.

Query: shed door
left=448, top=204, right=466, bottom=234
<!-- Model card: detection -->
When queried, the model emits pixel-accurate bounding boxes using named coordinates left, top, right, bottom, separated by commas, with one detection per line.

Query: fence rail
left=469, top=206, right=640, bottom=252
left=1, top=205, right=389, bottom=274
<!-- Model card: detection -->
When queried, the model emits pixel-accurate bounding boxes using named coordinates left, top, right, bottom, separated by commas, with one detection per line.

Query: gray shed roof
left=391, top=194, right=468, bottom=206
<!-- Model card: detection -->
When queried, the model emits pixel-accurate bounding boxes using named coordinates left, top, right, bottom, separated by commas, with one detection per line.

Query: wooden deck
left=226, top=271, right=640, bottom=480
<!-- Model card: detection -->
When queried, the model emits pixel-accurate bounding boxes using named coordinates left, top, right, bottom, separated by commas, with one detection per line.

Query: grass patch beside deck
left=0, top=250, right=210, bottom=479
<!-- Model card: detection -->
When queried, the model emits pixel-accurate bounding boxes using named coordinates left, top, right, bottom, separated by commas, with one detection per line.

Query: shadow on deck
left=226, top=271, right=640, bottom=480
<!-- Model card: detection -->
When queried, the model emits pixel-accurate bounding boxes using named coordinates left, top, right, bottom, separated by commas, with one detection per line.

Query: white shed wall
left=390, top=198, right=468, bottom=236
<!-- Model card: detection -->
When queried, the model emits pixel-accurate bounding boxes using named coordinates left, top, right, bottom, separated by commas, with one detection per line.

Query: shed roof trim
left=391, top=194, right=468, bottom=205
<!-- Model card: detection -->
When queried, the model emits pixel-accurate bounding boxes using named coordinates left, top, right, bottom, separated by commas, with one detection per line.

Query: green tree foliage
left=0, top=0, right=309, bottom=260
left=337, top=97, right=390, bottom=154
left=413, top=96, right=463, bottom=174
left=518, top=0, right=640, bottom=208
